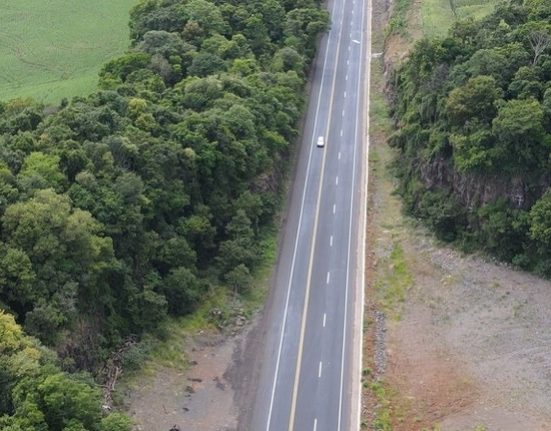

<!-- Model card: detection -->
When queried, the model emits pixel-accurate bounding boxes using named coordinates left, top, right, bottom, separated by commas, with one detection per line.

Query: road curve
left=248, top=0, right=372, bottom=428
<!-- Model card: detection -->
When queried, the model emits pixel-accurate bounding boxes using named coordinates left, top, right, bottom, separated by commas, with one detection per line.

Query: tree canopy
left=0, top=0, right=328, bottom=374
left=0, top=311, right=132, bottom=431
left=391, top=0, right=551, bottom=272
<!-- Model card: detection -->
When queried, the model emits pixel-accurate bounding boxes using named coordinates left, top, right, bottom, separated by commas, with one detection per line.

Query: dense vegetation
left=0, top=311, right=132, bottom=430
left=392, top=0, right=551, bottom=273
left=0, top=0, right=328, bottom=427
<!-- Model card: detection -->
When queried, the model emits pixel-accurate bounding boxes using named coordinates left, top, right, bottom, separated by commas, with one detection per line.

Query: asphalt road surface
left=248, top=0, right=372, bottom=428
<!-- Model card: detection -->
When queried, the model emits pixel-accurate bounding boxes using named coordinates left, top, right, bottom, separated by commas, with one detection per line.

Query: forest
left=391, top=0, right=551, bottom=273
left=0, top=0, right=329, bottom=428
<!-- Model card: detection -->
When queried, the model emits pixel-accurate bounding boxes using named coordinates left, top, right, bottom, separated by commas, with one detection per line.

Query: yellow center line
left=287, top=0, right=348, bottom=427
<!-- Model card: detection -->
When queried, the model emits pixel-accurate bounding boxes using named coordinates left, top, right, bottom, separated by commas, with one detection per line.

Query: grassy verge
left=421, top=0, right=497, bottom=38
left=388, top=0, right=414, bottom=37
left=363, top=54, right=414, bottom=429
left=420, top=0, right=456, bottom=37
left=370, top=380, right=398, bottom=431
left=375, top=244, right=413, bottom=320
left=0, top=0, right=135, bottom=103
left=369, top=55, right=413, bottom=320
left=453, top=0, right=497, bottom=19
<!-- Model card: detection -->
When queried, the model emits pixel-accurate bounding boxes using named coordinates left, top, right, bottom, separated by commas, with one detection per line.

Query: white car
left=317, top=136, right=325, bottom=147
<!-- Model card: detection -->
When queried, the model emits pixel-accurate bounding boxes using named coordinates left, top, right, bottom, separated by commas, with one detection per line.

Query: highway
left=248, top=0, right=371, bottom=428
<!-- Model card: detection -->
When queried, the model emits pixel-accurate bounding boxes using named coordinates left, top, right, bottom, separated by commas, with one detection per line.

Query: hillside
left=391, top=0, right=551, bottom=274
left=360, top=0, right=551, bottom=429
left=0, top=0, right=136, bottom=102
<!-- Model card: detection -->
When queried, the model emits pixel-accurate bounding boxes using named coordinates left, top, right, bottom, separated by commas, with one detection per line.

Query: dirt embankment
left=117, top=296, right=269, bottom=431
left=123, top=325, right=254, bottom=431
left=362, top=0, right=551, bottom=429
left=390, top=242, right=551, bottom=430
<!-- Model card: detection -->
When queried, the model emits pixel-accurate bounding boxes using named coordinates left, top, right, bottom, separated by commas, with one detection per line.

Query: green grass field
left=421, top=0, right=497, bottom=38
left=0, top=0, right=137, bottom=103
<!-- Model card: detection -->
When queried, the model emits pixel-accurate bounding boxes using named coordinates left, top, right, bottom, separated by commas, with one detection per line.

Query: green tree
left=446, top=75, right=503, bottom=127
left=99, top=52, right=151, bottom=85
left=36, top=373, right=101, bottom=431
left=100, top=413, right=132, bottom=431
left=217, top=210, right=258, bottom=272
left=162, top=267, right=203, bottom=315
left=272, top=47, right=305, bottom=74
left=492, top=98, right=547, bottom=170
left=183, top=0, right=228, bottom=36
left=529, top=188, right=551, bottom=247
left=224, top=264, right=253, bottom=294
left=17, top=152, right=65, bottom=193
left=2, top=190, right=115, bottom=341
left=0, top=311, right=130, bottom=430
left=188, top=53, right=227, bottom=77
left=0, top=245, right=36, bottom=306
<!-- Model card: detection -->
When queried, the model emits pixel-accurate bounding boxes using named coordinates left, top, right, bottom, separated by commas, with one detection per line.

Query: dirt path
left=124, top=328, right=252, bottom=431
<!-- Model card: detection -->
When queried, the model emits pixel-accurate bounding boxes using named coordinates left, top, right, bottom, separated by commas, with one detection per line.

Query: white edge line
left=264, top=0, right=338, bottom=426
left=356, top=0, right=372, bottom=427
left=338, top=0, right=368, bottom=427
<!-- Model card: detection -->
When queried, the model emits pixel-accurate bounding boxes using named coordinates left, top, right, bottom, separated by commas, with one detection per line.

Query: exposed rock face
left=419, top=156, right=551, bottom=210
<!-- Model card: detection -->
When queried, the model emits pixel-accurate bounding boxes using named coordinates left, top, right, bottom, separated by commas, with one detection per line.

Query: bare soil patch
left=384, top=0, right=423, bottom=65
left=123, top=329, right=250, bottom=431
left=381, top=229, right=551, bottom=430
